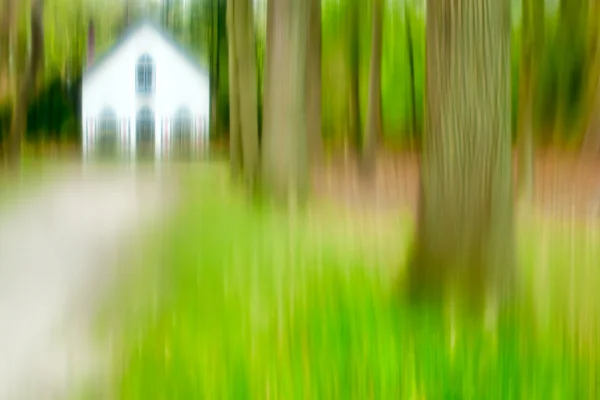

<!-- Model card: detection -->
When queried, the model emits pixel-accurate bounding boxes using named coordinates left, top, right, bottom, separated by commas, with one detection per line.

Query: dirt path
left=314, top=150, right=600, bottom=219
left=0, top=166, right=173, bottom=399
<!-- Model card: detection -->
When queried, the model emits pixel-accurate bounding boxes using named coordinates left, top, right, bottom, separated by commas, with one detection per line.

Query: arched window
left=171, top=107, right=193, bottom=137
left=136, top=54, right=154, bottom=93
left=136, top=107, right=155, bottom=142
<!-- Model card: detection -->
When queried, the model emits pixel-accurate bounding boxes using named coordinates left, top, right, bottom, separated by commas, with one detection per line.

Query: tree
left=227, top=0, right=242, bottom=176
left=553, top=0, right=587, bottom=144
left=306, top=0, right=322, bottom=164
left=408, top=0, right=514, bottom=310
left=0, top=0, right=14, bottom=104
left=579, top=3, right=600, bottom=156
left=347, top=0, right=361, bottom=156
left=0, top=0, right=14, bottom=74
left=162, top=0, right=174, bottom=30
left=362, top=0, right=383, bottom=173
left=234, top=0, right=260, bottom=188
left=261, top=0, right=309, bottom=206
left=405, top=3, right=418, bottom=149
left=517, top=0, right=544, bottom=202
left=209, top=0, right=225, bottom=139
left=7, top=0, right=44, bottom=166
left=227, top=0, right=260, bottom=189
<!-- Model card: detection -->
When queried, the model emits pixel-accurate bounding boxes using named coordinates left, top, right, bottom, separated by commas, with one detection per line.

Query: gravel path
left=0, top=166, right=173, bottom=399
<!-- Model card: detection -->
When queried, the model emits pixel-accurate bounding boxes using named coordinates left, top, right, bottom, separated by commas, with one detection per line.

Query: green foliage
left=27, top=77, right=78, bottom=140
left=5, top=0, right=596, bottom=149
left=108, top=166, right=600, bottom=399
left=60, top=115, right=79, bottom=140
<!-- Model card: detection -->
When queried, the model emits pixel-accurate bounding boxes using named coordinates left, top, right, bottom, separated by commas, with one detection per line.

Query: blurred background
left=1, top=0, right=600, bottom=398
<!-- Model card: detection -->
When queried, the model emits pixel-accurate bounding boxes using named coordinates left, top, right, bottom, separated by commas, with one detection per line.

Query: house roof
left=82, top=18, right=208, bottom=82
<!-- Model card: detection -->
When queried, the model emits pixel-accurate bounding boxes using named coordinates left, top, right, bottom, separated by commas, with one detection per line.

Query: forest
left=0, top=0, right=600, bottom=398
left=2, top=0, right=597, bottom=156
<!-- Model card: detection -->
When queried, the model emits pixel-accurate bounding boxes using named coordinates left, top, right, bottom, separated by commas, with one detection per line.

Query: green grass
left=107, top=165, right=600, bottom=399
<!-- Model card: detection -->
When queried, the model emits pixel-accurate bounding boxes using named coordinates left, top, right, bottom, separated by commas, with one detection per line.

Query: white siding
left=81, top=22, right=210, bottom=160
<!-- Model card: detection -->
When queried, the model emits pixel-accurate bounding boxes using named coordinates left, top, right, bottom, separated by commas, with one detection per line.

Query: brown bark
left=405, top=5, right=418, bottom=150
left=233, top=0, right=260, bottom=190
left=306, top=0, right=322, bottom=165
left=516, top=0, right=544, bottom=202
left=347, top=0, right=361, bottom=155
left=408, top=0, right=514, bottom=310
left=227, top=0, right=242, bottom=176
left=553, top=0, right=587, bottom=144
left=0, top=0, right=14, bottom=103
left=0, top=0, right=13, bottom=59
left=7, top=0, right=44, bottom=167
left=261, top=0, right=274, bottom=149
left=261, top=0, right=309, bottom=207
left=362, top=0, right=383, bottom=174
left=210, top=0, right=222, bottom=139
left=580, top=74, right=600, bottom=154
left=579, top=3, right=600, bottom=156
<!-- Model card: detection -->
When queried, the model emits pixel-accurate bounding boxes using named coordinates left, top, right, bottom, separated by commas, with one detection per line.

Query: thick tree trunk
left=233, top=0, right=260, bottom=190
left=405, top=5, right=418, bottom=150
left=362, top=0, right=383, bottom=174
left=306, top=0, right=322, bottom=165
left=347, top=0, right=361, bottom=156
left=261, top=0, right=309, bottom=207
left=7, top=0, right=44, bottom=167
left=227, top=0, right=242, bottom=176
left=408, top=0, right=514, bottom=310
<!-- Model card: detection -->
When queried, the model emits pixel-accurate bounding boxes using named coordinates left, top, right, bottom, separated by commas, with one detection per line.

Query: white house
left=81, top=19, right=210, bottom=162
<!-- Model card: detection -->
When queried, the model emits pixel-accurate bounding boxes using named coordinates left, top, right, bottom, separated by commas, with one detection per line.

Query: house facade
left=81, top=19, right=209, bottom=162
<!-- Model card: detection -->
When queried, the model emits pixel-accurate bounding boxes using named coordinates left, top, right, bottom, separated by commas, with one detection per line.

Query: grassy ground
left=106, top=164, right=599, bottom=399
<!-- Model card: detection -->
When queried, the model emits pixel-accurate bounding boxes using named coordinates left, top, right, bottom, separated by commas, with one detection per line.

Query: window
left=136, top=106, right=155, bottom=142
left=136, top=54, right=154, bottom=93
left=170, top=107, right=194, bottom=160
left=97, top=108, right=117, bottom=134
left=136, top=106, right=155, bottom=159
left=95, top=108, right=118, bottom=157
left=171, top=107, right=193, bottom=137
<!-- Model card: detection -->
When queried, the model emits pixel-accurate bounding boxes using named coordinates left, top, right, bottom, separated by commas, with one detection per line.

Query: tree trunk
left=553, top=0, right=586, bottom=145
left=306, top=0, right=322, bottom=165
left=408, top=0, right=514, bottom=310
left=262, top=0, right=274, bottom=149
left=233, top=0, right=260, bottom=190
left=261, top=0, right=309, bottom=207
left=0, top=0, right=13, bottom=71
left=210, top=0, right=222, bottom=140
left=227, top=0, right=242, bottom=176
left=579, top=2, right=600, bottom=156
left=580, top=72, right=600, bottom=155
left=516, top=0, right=544, bottom=202
left=362, top=0, right=383, bottom=174
left=0, top=0, right=13, bottom=108
left=347, top=0, right=361, bottom=156
left=405, top=5, right=418, bottom=150
left=7, top=0, right=44, bottom=167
